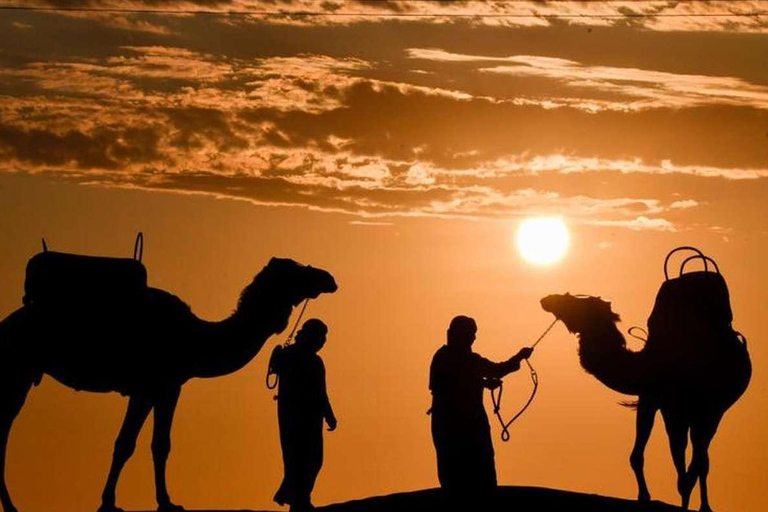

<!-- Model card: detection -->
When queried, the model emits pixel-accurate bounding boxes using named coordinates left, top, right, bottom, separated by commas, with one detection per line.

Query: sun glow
left=516, top=217, right=570, bottom=266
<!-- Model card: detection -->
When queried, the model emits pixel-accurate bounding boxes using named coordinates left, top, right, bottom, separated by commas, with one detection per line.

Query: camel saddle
left=646, top=247, right=744, bottom=354
left=23, top=233, right=147, bottom=307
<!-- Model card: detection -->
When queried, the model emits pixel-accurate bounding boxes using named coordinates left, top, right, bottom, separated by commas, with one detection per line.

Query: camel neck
left=190, top=292, right=292, bottom=379
left=577, top=322, right=647, bottom=396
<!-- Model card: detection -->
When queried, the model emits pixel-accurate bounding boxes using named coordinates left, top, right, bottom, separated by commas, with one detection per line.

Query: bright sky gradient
left=0, top=2, right=767, bottom=511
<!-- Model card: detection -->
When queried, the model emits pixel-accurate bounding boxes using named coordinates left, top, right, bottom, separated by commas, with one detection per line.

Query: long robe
left=429, top=344, right=521, bottom=495
left=273, top=346, right=333, bottom=507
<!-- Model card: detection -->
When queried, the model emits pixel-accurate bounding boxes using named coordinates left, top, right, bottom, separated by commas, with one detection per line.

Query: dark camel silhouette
left=540, top=292, right=751, bottom=512
left=0, top=257, right=337, bottom=512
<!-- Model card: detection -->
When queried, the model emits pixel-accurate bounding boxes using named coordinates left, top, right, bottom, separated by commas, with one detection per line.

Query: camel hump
left=647, top=248, right=741, bottom=353
left=23, top=250, right=148, bottom=307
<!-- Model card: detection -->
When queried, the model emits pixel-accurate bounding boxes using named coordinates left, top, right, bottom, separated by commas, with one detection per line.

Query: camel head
left=263, top=257, right=338, bottom=305
left=235, top=258, right=337, bottom=335
left=540, top=293, right=620, bottom=335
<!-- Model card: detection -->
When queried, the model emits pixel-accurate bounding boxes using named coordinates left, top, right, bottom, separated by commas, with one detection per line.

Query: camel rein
left=491, top=318, right=559, bottom=442
left=265, top=298, right=310, bottom=390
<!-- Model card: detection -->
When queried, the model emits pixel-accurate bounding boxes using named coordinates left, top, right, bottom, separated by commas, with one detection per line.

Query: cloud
left=482, top=155, right=768, bottom=181
left=8, top=1, right=768, bottom=32
left=590, top=216, right=676, bottom=232
left=0, top=28, right=764, bottom=233
left=349, top=220, right=394, bottom=226
left=0, top=47, right=474, bottom=118
left=409, top=48, right=768, bottom=110
left=0, top=124, right=163, bottom=170
left=670, top=199, right=699, bottom=209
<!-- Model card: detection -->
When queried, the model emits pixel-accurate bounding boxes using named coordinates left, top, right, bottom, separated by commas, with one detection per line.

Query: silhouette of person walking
left=272, top=318, right=337, bottom=511
left=429, top=315, right=533, bottom=500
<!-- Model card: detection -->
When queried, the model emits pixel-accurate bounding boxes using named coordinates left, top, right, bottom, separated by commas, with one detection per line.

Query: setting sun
left=516, top=217, right=570, bottom=266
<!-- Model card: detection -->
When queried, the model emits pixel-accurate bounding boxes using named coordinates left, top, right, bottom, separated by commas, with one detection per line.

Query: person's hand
left=484, top=377, right=502, bottom=390
left=517, top=347, right=534, bottom=360
left=326, top=416, right=338, bottom=432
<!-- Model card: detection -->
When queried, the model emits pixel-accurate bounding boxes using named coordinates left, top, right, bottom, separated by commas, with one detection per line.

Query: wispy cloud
left=670, top=199, right=699, bottom=209
left=7, top=1, right=768, bottom=32
left=409, top=48, right=768, bottom=110
left=590, top=216, right=676, bottom=232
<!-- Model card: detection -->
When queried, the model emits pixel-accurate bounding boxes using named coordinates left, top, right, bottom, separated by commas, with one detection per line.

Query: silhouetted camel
left=540, top=293, right=751, bottom=512
left=0, top=257, right=337, bottom=512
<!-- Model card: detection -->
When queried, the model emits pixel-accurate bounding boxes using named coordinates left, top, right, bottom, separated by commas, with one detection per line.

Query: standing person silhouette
left=272, top=319, right=337, bottom=512
left=429, top=315, right=533, bottom=501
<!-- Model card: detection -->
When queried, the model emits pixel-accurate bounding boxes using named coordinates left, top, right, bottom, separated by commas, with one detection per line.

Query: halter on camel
left=490, top=318, right=559, bottom=442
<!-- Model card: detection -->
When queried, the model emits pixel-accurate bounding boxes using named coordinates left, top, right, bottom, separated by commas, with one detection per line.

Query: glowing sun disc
left=516, top=217, right=570, bottom=266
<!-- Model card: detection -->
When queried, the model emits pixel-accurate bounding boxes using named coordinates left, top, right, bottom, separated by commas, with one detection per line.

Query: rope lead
left=265, top=298, right=311, bottom=391
left=490, top=318, right=557, bottom=442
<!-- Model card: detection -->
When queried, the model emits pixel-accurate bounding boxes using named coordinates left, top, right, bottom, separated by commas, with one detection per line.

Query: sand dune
left=144, top=485, right=681, bottom=512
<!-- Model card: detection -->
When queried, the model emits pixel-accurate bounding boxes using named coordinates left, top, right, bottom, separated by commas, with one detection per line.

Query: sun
left=515, top=217, right=570, bottom=266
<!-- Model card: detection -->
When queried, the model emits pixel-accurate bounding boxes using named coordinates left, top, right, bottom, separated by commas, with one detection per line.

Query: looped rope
left=489, top=318, right=557, bottom=442
left=265, top=298, right=311, bottom=391
left=491, top=358, right=539, bottom=442
left=628, top=326, right=648, bottom=343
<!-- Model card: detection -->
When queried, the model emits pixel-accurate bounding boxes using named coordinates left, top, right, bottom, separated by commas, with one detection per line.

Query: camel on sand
left=0, top=257, right=337, bottom=512
left=540, top=291, right=750, bottom=512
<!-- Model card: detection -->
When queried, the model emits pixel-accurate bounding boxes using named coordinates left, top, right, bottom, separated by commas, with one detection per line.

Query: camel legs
left=629, top=398, right=657, bottom=502
left=661, top=409, right=691, bottom=509
left=688, top=416, right=721, bottom=512
left=99, top=395, right=153, bottom=512
left=0, top=376, right=33, bottom=512
left=151, top=387, right=183, bottom=512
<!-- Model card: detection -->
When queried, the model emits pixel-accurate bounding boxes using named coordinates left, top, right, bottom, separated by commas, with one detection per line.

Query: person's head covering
left=447, top=315, right=477, bottom=348
left=295, top=318, right=328, bottom=352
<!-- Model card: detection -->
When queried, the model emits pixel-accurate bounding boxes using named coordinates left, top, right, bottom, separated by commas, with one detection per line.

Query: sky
left=0, top=1, right=767, bottom=511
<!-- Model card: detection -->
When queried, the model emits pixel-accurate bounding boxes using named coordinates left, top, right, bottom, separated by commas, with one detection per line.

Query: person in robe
left=429, top=315, right=533, bottom=500
left=272, top=319, right=337, bottom=511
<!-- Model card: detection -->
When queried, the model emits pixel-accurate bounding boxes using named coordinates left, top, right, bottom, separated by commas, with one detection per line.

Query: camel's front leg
left=152, top=387, right=184, bottom=512
left=629, top=398, right=657, bottom=502
left=99, top=395, right=153, bottom=512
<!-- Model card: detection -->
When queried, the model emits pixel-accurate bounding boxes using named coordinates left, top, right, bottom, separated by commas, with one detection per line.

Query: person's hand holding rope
left=517, top=346, right=534, bottom=362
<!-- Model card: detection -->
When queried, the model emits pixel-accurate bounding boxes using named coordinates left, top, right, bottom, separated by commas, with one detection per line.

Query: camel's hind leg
left=151, top=387, right=183, bottom=512
left=98, top=396, right=152, bottom=512
left=661, top=408, right=691, bottom=509
left=0, top=374, right=34, bottom=512
left=688, top=415, right=722, bottom=512
left=629, top=398, right=657, bottom=502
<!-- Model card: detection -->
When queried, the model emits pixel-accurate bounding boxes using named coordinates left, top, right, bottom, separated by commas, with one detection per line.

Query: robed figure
left=429, top=315, right=533, bottom=498
left=272, top=319, right=337, bottom=511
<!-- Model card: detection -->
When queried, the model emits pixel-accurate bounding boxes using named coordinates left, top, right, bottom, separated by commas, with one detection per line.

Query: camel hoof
left=637, top=491, right=651, bottom=503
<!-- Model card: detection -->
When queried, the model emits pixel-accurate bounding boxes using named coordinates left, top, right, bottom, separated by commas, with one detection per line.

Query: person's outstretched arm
left=477, top=347, right=534, bottom=379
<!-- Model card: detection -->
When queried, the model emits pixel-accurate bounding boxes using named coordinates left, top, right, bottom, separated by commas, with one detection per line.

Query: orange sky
left=1, top=2, right=767, bottom=511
